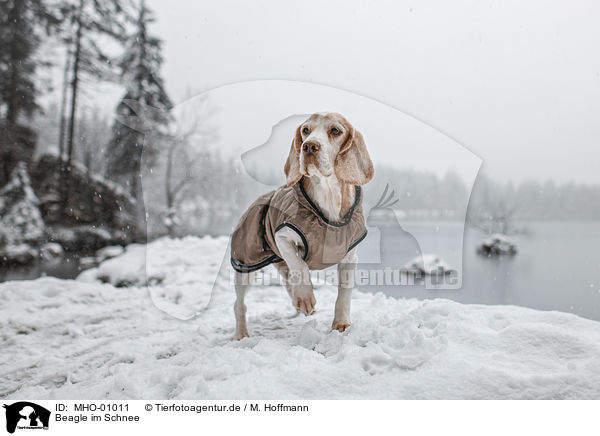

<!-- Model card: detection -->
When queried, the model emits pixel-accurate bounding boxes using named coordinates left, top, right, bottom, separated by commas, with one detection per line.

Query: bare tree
left=468, top=175, right=519, bottom=235
left=61, top=0, right=130, bottom=171
left=470, top=199, right=518, bottom=235
left=162, top=99, right=217, bottom=236
left=75, top=105, right=110, bottom=176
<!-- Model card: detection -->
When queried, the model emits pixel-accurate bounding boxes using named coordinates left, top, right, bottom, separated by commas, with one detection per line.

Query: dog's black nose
left=302, top=141, right=320, bottom=154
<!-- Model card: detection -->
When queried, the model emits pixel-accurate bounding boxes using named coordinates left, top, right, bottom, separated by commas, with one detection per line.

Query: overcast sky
left=65, top=0, right=600, bottom=185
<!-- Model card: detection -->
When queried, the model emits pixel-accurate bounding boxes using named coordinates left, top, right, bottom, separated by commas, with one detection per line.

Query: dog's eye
left=330, top=127, right=341, bottom=135
left=302, top=127, right=310, bottom=135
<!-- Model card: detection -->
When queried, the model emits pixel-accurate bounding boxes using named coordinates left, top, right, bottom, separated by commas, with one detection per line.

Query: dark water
left=357, top=221, right=600, bottom=321
left=0, top=255, right=86, bottom=282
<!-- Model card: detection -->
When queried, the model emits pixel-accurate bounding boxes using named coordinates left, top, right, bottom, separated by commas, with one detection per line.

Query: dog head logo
left=3, top=402, right=50, bottom=433
left=120, top=80, right=480, bottom=319
left=235, top=83, right=481, bottom=289
left=366, top=184, right=422, bottom=266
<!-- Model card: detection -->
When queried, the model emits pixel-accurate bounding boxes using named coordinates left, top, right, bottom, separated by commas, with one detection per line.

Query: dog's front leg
left=275, top=227, right=315, bottom=315
left=233, top=271, right=250, bottom=340
left=333, top=248, right=357, bottom=332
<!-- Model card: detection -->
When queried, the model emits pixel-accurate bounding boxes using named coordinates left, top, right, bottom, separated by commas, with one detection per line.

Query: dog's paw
left=292, top=286, right=316, bottom=316
left=332, top=319, right=351, bottom=332
left=233, top=326, right=250, bottom=340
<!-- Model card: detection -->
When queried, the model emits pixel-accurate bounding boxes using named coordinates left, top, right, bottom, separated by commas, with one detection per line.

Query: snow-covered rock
left=39, top=242, right=64, bottom=261
left=477, top=233, right=518, bottom=256
left=78, top=236, right=229, bottom=319
left=47, top=225, right=119, bottom=252
left=0, top=163, right=45, bottom=264
left=95, top=245, right=125, bottom=262
left=404, top=254, right=454, bottom=275
left=78, top=256, right=97, bottom=269
left=0, top=162, right=45, bottom=246
left=84, top=243, right=146, bottom=287
left=31, top=154, right=136, bottom=242
left=0, top=244, right=38, bottom=265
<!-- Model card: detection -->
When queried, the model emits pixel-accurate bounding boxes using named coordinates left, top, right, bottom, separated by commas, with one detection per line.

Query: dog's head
left=284, top=113, right=374, bottom=186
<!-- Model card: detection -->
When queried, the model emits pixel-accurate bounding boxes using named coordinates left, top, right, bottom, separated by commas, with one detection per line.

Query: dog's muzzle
left=302, top=140, right=321, bottom=155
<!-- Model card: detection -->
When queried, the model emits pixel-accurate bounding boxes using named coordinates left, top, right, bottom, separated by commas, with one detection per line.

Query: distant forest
left=370, top=165, right=600, bottom=222
left=1, top=0, right=597, bottom=246
left=28, top=103, right=600, bottom=239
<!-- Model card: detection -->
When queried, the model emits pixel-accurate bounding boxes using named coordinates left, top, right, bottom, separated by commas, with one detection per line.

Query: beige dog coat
left=231, top=180, right=367, bottom=273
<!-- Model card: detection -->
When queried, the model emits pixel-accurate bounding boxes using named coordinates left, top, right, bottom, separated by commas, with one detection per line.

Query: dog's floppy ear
left=284, top=125, right=303, bottom=186
left=335, top=125, right=374, bottom=185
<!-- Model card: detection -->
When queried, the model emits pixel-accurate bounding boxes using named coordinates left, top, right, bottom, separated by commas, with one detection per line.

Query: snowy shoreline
left=1, top=236, right=600, bottom=400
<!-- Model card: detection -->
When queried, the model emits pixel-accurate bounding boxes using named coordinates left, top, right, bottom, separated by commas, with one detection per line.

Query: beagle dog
left=230, top=113, right=374, bottom=339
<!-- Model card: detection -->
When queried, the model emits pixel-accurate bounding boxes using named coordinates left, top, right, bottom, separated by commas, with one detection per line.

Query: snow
left=78, top=236, right=228, bottom=319
left=0, top=162, right=45, bottom=257
left=0, top=244, right=38, bottom=265
left=48, top=226, right=113, bottom=244
left=39, top=243, right=64, bottom=260
left=2, top=236, right=600, bottom=399
left=404, top=254, right=454, bottom=275
left=95, top=245, right=125, bottom=262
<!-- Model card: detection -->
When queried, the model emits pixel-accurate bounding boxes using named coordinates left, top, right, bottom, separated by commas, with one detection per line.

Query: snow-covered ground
left=2, top=236, right=600, bottom=399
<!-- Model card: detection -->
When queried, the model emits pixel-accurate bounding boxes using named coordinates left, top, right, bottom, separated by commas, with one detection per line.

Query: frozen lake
left=1, top=221, right=599, bottom=321
left=358, top=221, right=600, bottom=321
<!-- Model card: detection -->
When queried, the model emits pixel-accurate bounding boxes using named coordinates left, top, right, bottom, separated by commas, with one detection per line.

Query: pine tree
left=0, top=162, right=45, bottom=248
left=59, top=0, right=130, bottom=170
left=75, top=105, right=111, bottom=175
left=0, top=0, right=60, bottom=186
left=106, top=0, right=172, bottom=197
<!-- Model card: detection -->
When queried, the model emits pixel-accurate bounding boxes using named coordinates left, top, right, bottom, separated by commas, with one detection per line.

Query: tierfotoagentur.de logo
left=3, top=402, right=50, bottom=434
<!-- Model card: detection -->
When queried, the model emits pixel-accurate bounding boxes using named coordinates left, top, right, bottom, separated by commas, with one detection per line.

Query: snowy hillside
left=1, top=236, right=600, bottom=399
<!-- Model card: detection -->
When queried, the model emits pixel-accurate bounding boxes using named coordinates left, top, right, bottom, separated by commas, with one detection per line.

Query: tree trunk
left=131, top=170, right=138, bottom=198
left=4, top=0, right=23, bottom=186
left=165, top=143, right=174, bottom=210
left=61, top=0, right=84, bottom=216
left=6, top=0, right=23, bottom=137
left=65, top=0, right=84, bottom=171
left=58, top=40, right=73, bottom=161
